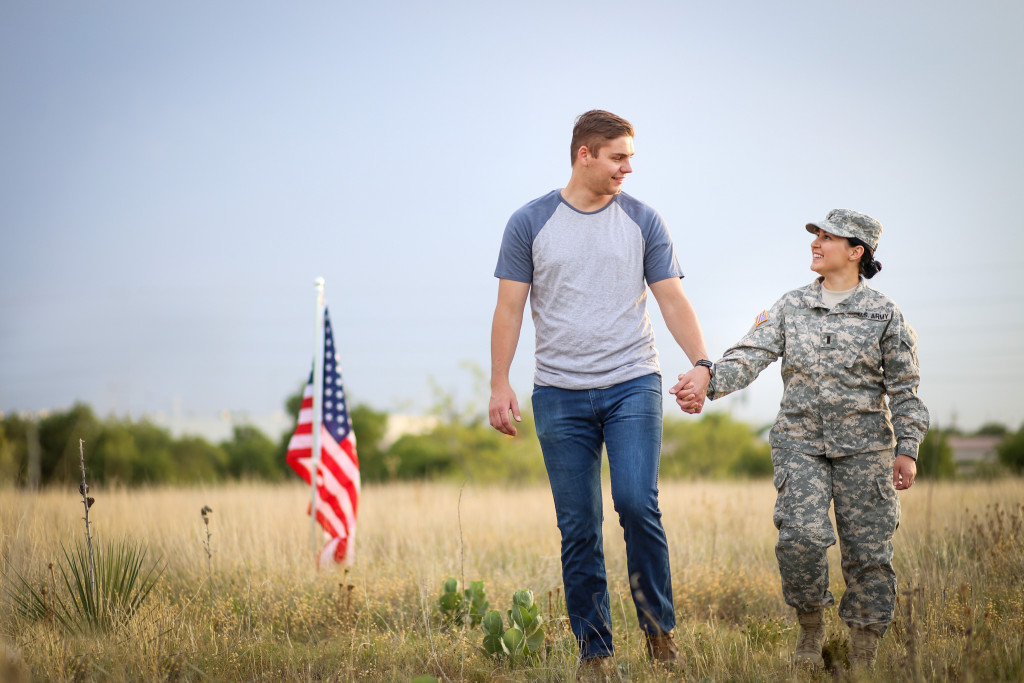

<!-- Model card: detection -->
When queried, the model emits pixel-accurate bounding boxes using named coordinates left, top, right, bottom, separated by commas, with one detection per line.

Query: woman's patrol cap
left=806, top=209, right=882, bottom=251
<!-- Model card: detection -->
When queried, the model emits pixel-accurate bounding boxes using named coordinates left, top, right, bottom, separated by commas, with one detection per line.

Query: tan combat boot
left=792, top=609, right=826, bottom=668
left=849, top=625, right=881, bottom=670
left=644, top=630, right=682, bottom=669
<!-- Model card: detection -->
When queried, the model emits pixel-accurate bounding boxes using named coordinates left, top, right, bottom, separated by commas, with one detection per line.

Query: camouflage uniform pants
left=771, top=447, right=900, bottom=635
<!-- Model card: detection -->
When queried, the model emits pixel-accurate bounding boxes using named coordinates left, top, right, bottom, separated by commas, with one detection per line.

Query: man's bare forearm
left=650, top=278, right=709, bottom=363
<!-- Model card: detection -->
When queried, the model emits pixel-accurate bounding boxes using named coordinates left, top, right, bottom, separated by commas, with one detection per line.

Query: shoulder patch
left=754, top=309, right=769, bottom=328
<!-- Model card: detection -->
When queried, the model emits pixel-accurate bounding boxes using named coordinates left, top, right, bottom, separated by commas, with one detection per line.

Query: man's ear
left=577, top=145, right=591, bottom=166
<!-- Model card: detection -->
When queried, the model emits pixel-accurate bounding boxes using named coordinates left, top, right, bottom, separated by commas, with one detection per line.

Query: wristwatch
left=695, top=359, right=715, bottom=379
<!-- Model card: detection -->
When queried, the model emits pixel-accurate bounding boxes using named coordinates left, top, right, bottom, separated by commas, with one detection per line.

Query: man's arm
left=649, top=277, right=711, bottom=412
left=489, top=278, right=531, bottom=436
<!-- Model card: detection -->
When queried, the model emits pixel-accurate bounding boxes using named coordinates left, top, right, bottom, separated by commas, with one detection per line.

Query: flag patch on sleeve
left=754, top=309, right=769, bottom=328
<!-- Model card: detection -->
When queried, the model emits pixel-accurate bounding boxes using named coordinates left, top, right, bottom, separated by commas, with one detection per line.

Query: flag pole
left=311, top=277, right=326, bottom=557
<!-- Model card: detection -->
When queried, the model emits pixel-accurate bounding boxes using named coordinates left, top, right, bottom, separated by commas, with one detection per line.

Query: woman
left=673, top=209, right=929, bottom=670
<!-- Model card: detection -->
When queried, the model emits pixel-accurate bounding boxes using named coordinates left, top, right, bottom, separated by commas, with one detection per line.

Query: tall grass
left=5, top=537, right=161, bottom=633
left=0, top=478, right=1021, bottom=681
left=3, top=440, right=163, bottom=637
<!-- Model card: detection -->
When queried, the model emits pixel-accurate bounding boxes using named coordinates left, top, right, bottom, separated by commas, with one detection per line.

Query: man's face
left=583, top=136, right=634, bottom=196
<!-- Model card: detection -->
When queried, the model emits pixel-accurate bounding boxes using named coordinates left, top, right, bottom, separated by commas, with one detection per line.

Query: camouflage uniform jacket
left=707, top=278, right=929, bottom=459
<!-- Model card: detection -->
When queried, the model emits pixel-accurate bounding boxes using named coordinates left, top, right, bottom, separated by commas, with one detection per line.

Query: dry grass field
left=1, top=477, right=1022, bottom=681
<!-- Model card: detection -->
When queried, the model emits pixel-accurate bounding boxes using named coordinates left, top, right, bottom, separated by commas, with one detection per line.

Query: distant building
left=949, top=435, right=1001, bottom=473
left=381, top=414, right=439, bottom=448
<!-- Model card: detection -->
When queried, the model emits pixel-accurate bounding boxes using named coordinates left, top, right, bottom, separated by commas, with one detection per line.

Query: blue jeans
left=532, top=373, right=674, bottom=659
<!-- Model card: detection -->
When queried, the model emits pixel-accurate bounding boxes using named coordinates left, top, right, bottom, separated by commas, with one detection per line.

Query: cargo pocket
left=772, top=467, right=790, bottom=531
left=874, top=473, right=900, bottom=534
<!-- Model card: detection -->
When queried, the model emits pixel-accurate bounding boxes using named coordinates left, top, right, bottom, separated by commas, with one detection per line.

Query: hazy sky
left=2, top=1, right=1022, bottom=436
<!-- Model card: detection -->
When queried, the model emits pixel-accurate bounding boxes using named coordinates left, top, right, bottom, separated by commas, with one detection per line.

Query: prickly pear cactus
left=464, top=580, right=489, bottom=627
left=440, top=578, right=490, bottom=628
left=508, top=589, right=545, bottom=657
left=482, top=609, right=505, bottom=656
left=439, top=577, right=465, bottom=626
left=502, top=626, right=526, bottom=659
left=481, top=589, right=546, bottom=664
left=512, top=589, right=534, bottom=610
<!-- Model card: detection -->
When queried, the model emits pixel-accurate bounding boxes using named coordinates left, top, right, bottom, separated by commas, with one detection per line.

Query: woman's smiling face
left=810, top=228, right=861, bottom=278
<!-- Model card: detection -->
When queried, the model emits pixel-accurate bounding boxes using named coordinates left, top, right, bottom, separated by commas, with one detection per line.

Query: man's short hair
left=570, top=110, right=635, bottom=166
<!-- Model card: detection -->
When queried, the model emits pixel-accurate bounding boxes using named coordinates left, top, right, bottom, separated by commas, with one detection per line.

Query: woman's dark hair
left=847, top=237, right=883, bottom=279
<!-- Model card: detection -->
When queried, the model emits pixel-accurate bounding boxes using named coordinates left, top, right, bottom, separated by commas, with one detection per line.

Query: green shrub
left=918, top=428, right=957, bottom=479
left=997, top=427, right=1024, bottom=474
left=439, top=578, right=489, bottom=628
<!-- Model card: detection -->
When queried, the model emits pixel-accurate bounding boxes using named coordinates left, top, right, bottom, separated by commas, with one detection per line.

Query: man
left=488, top=110, right=712, bottom=670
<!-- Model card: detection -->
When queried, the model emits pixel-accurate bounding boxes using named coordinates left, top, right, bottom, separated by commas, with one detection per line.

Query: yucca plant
left=3, top=439, right=162, bottom=633
left=5, top=536, right=163, bottom=633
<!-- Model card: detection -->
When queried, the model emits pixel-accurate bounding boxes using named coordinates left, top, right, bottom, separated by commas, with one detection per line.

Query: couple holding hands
left=489, top=110, right=928, bottom=675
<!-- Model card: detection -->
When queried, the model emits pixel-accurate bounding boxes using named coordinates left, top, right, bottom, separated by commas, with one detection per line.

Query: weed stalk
left=48, top=562, right=56, bottom=620
left=200, top=505, right=214, bottom=591
left=902, top=584, right=922, bottom=683
left=457, top=481, right=465, bottom=594
left=77, top=439, right=97, bottom=603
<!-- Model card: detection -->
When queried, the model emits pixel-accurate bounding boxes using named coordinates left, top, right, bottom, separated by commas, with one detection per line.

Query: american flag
left=285, top=307, right=360, bottom=566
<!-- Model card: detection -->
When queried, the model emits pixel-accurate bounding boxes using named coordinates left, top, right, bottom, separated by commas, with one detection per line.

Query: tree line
left=1, top=397, right=1022, bottom=488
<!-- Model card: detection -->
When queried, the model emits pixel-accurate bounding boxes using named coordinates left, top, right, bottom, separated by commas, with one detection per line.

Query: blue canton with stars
left=310, top=308, right=351, bottom=442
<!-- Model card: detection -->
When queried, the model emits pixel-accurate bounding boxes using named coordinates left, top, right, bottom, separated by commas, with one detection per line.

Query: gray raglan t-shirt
left=494, top=190, right=684, bottom=390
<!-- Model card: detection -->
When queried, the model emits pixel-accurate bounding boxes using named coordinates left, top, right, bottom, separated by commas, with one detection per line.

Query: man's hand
left=894, top=454, right=917, bottom=490
left=670, top=366, right=711, bottom=414
left=489, top=279, right=529, bottom=436
left=489, top=384, right=522, bottom=436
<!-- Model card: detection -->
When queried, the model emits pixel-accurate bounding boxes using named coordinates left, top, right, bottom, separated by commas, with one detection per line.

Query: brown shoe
left=644, top=630, right=682, bottom=668
left=849, top=625, right=881, bottom=670
left=792, top=609, right=826, bottom=668
left=578, top=655, right=617, bottom=681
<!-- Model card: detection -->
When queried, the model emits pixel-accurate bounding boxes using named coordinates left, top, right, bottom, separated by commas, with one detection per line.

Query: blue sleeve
left=617, top=194, right=684, bottom=284
left=494, top=191, right=561, bottom=283
left=642, top=212, right=684, bottom=284
left=494, top=213, right=534, bottom=283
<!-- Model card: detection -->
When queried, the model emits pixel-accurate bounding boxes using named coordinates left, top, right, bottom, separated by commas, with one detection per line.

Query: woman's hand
left=893, top=454, right=917, bottom=490
left=670, top=367, right=710, bottom=414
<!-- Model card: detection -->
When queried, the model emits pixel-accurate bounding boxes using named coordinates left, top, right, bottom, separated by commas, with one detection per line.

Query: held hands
left=489, top=383, right=521, bottom=437
left=670, top=366, right=711, bottom=415
left=894, top=454, right=917, bottom=490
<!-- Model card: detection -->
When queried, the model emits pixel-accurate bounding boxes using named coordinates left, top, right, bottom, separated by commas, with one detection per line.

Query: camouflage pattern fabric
left=772, top=447, right=899, bottom=635
left=806, top=208, right=883, bottom=251
left=707, top=278, right=929, bottom=459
